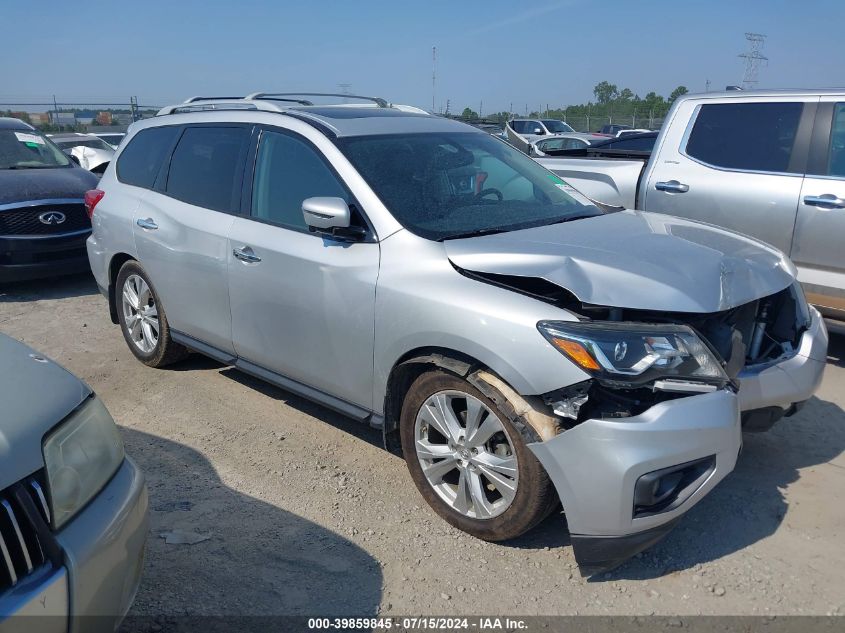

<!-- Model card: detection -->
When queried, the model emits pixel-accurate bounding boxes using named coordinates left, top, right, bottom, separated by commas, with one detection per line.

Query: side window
left=165, top=126, right=249, bottom=212
left=685, top=102, right=803, bottom=173
left=116, top=126, right=179, bottom=188
left=827, top=103, right=845, bottom=177
left=511, top=121, right=525, bottom=134
left=251, top=130, right=349, bottom=230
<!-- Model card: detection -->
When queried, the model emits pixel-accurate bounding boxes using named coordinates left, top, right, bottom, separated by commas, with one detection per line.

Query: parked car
left=0, top=333, right=147, bottom=631
left=616, top=128, right=653, bottom=138
left=94, top=132, right=126, bottom=149
left=540, top=132, right=659, bottom=157
left=86, top=93, right=827, bottom=575
left=530, top=133, right=611, bottom=157
left=48, top=133, right=115, bottom=174
left=0, top=118, right=99, bottom=283
left=533, top=89, right=845, bottom=320
left=506, top=118, right=608, bottom=154
left=599, top=123, right=632, bottom=135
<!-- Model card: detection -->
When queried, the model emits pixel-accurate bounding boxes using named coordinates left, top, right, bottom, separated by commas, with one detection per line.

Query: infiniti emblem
left=38, top=211, right=66, bottom=225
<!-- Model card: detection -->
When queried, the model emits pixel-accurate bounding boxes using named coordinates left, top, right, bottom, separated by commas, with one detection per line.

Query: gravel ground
left=2, top=273, right=844, bottom=618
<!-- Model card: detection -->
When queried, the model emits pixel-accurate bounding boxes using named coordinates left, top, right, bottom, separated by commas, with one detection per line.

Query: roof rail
left=182, top=96, right=245, bottom=103
left=156, top=100, right=287, bottom=116
left=247, top=92, right=389, bottom=108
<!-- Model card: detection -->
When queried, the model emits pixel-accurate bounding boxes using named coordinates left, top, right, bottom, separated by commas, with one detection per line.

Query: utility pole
left=705, top=78, right=712, bottom=92
left=338, top=83, right=352, bottom=103
left=432, top=46, right=437, bottom=114
left=52, top=94, right=59, bottom=128
left=739, top=33, right=768, bottom=89
left=480, top=100, right=483, bottom=117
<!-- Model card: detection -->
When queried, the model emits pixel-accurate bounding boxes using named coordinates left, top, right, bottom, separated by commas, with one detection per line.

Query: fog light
left=633, top=455, right=716, bottom=518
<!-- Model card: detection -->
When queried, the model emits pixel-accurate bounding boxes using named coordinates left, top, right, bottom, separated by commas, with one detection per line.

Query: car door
left=227, top=126, right=380, bottom=410
left=791, top=97, right=845, bottom=314
left=642, top=97, right=817, bottom=253
left=133, top=124, right=251, bottom=354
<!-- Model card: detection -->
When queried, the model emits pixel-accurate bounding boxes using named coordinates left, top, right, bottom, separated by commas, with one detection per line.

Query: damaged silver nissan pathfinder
left=86, top=94, right=828, bottom=575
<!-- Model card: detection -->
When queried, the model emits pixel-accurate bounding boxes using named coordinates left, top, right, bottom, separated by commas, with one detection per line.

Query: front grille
left=0, top=203, right=90, bottom=236
left=0, top=475, right=53, bottom=594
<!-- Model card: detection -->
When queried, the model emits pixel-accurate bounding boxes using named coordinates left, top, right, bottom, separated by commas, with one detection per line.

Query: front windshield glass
left=0, top=129, right=71, bottom=169
left=55, top=138, right=113, bottom=151
left=339, top=132, right=601, bottom=240
left=541, top=120, right=575, bottom=133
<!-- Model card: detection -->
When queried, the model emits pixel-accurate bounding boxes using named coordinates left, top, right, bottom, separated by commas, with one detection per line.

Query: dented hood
left=445, top=210, right=796, bottom=313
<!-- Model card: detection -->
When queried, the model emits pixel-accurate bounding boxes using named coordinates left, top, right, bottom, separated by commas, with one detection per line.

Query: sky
left=2, top=0, right=844, bottom=114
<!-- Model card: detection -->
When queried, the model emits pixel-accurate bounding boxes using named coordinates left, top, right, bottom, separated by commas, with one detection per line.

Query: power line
left=739, top=32, right=768, bottom=89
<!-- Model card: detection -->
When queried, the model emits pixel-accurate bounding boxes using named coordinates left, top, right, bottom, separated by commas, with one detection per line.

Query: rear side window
left=165, top=126, right=249, bottom=212
left=685, top=102, right=803, bottom=173
left=116, top=126, right=179, bottom=188
left=251, top=130, right=349, bottom=230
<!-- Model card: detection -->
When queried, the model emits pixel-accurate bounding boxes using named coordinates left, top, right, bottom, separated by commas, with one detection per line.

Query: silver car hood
left=0, top=334, right=90, bottom=490
left=445, top=210, right=796, bottom=313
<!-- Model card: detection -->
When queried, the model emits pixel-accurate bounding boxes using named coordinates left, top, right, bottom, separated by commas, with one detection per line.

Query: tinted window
left=827, top=103, right=845, bottom=177
left=686, top=102, right=803, bottom=173
left=340, top=132, right=600, bottom=241
left=165, top=126, right=248, bottom=212
left=602, top=135, right=656, bottom=151
left=251, top=131, right=348, bottom=230
left=117, top=126, right=179, bottom=188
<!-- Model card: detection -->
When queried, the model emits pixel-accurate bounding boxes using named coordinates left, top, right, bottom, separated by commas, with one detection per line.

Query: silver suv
left=86, top=93, right=828, bottom=575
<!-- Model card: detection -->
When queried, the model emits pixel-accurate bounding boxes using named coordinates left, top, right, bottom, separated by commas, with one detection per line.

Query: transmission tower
left=739, top=33, right=768, bottom=89
left=337, top=83, right=352, bottom=95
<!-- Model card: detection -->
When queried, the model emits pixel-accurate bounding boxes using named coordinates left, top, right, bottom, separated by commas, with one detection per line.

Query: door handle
left=803, top=194, right=845, bottom=209
left=136, top=217, right=158, bottom=230
left=233, top=246, right=261, bottom=263
left=655, top=180, right=690, bottom=193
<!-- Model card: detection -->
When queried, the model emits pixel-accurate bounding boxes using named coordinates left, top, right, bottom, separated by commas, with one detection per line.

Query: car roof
left=0, top=117, right=35, bottom=131
left=153, top=98, right=481, bottom=138
left=678, top=87, right=845, bottom=103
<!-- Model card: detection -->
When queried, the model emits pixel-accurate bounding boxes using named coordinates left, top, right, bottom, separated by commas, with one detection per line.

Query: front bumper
left=1, top=458, right=148, bottom=632
left=528, top=389, right=741, bottom=576
left=57, top=457, right=148, bottom=633
left=737, top=306, right=828, bottom=413
left=0, top=231, right=91, bottom=283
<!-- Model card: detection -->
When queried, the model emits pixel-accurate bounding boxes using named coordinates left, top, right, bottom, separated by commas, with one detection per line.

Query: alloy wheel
left=121, top=274, right=159, bottom=353
left=414, top=390, right=518, bottom=519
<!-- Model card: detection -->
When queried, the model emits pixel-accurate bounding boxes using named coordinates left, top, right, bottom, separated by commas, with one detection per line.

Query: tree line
left=459, top=81, right=689, bottom=129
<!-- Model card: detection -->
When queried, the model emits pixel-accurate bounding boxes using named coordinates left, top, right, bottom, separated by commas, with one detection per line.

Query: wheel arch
left=382, top=346, right=562, bottom=453
left=107, top=252, right=136, bottom=324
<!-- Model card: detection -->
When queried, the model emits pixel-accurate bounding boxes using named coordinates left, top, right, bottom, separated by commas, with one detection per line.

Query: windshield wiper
left=438, top=227, right=510, bottom=241
left=5, top=165, right=57, bottom=170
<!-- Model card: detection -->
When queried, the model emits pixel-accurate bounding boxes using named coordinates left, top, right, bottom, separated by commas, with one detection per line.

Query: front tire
left=400, top=371, right=555, bottom=541
left=116, top=260, right=188, bottom=367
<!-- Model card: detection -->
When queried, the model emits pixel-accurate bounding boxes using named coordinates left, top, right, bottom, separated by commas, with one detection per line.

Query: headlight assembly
left=537, top=320, right=728, bottom=387
left=42, top=396, right=125, bottom=529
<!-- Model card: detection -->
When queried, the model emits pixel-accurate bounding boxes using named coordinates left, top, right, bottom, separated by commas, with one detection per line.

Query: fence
left=0, top=97, right=162, bottom=132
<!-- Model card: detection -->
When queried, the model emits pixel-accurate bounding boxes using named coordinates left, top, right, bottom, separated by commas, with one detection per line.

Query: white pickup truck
left=534, top=89, right=845, bottom=319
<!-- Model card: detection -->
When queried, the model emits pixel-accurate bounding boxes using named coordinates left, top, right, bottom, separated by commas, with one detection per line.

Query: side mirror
left=533, top=128, right=544, bottom=135
left=302, top=197, right=350, bottom=230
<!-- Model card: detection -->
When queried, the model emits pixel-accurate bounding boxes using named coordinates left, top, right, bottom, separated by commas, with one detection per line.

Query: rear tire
left=400, top=370, right=555, bottom=541
left=116, top=260, right=188, bottom=367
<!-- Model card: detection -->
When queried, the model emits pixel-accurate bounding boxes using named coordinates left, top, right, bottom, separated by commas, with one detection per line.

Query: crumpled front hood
left=0, top=334, right=90, bottom=490
left=445, top=210, right=796, bottom=313
left=0, top=166, right=99, bottom=206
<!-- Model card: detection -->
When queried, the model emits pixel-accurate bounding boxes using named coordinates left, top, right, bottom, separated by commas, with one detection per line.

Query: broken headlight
left=537, top=321, right=728, bottom=387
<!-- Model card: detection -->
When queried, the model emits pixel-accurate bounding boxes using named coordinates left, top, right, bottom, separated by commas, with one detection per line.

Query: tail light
left=84, top=189, right=105, bottom=220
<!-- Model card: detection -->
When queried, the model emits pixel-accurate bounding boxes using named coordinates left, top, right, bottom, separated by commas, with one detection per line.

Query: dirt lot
left=2, top=273, right=844, bottom=618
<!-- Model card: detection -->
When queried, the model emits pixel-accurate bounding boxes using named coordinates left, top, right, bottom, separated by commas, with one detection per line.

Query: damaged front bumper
left=528, top=389, right=741, bottom=576
left=737, top=306, right=828, bottom=429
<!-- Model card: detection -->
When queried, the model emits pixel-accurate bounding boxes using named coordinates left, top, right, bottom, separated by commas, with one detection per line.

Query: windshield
left=541, top=120, right=575, bottom=133
left=339, top=132, right=601, bottom=240
left=0, top=129, right=71, bottom=169
left=54, top=137, right=113, bottom=151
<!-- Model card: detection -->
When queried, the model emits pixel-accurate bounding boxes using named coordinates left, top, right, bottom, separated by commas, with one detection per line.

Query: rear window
left=165, top=126, right=249, bottom=212
left=685, top=102, right=803, bottom=173
left=117, top=126, right=180, bottom=188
